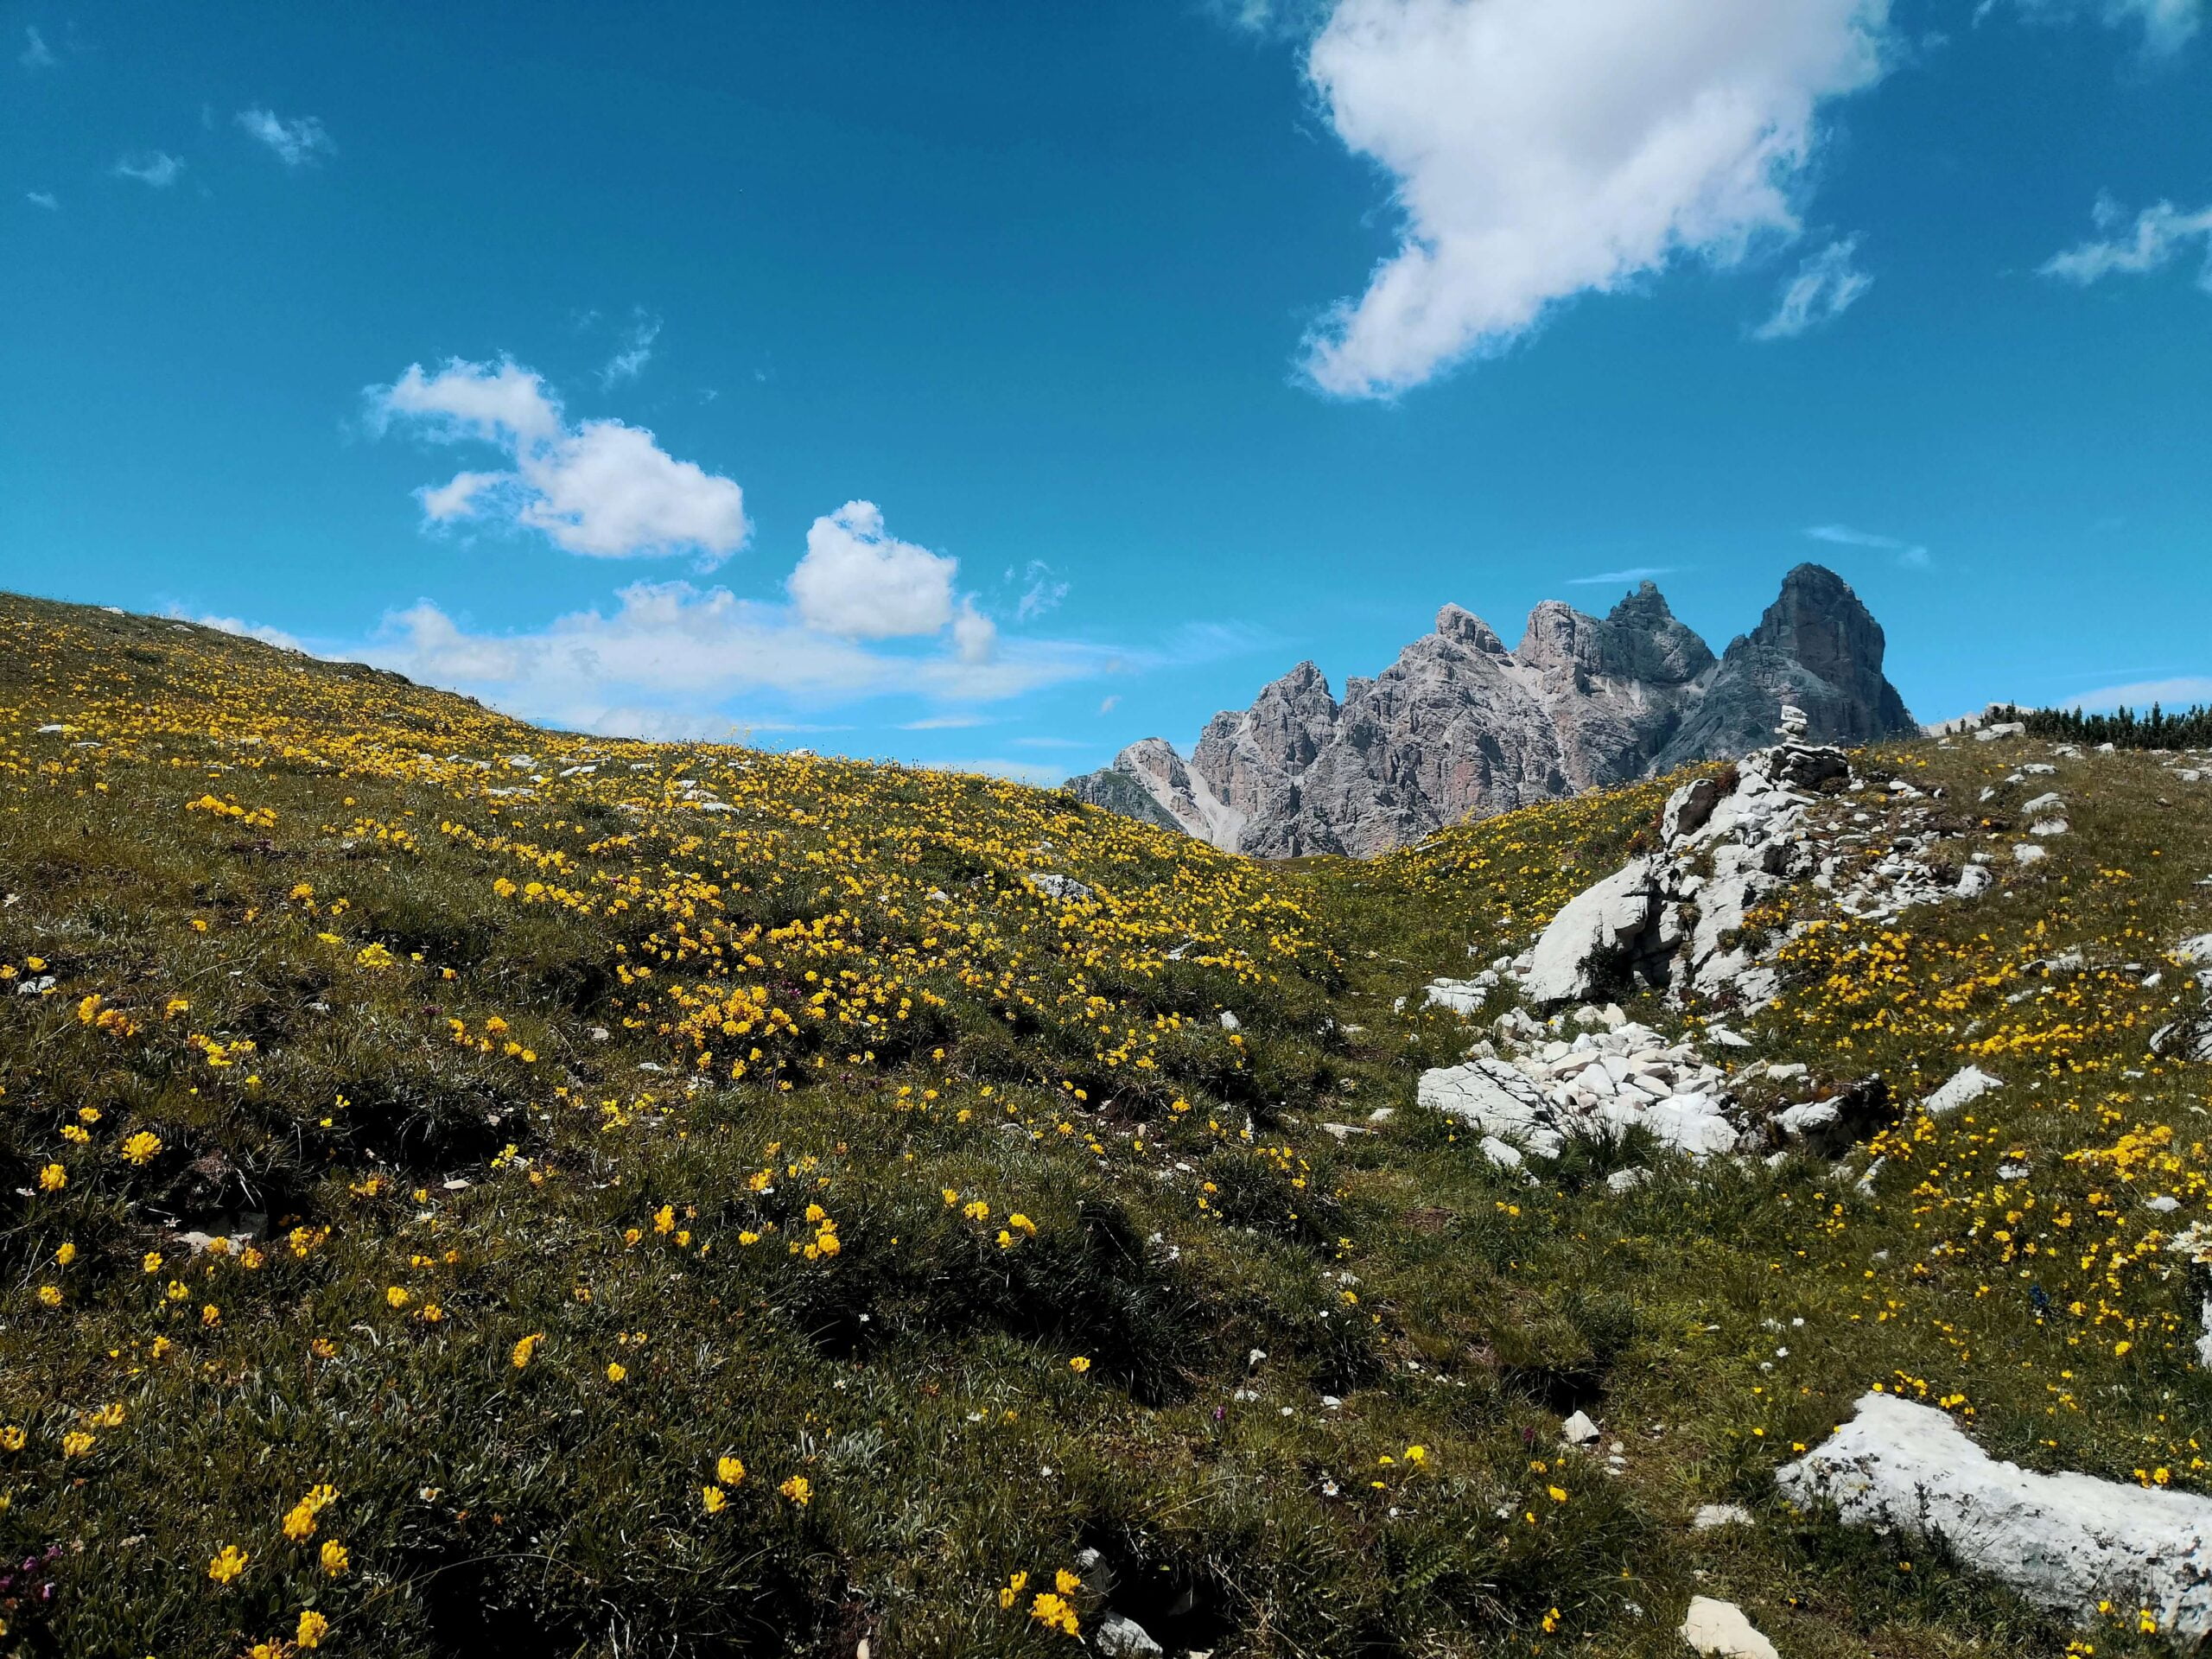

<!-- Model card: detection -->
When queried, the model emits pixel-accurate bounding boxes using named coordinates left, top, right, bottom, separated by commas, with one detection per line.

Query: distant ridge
left=1067, top=563, right=1917, bottom=856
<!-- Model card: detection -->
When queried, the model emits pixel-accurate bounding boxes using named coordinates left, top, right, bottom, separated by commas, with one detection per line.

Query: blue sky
left=5, top=0, right=2210, bottom=782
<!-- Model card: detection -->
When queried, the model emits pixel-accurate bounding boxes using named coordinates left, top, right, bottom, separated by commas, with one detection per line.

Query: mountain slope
left=1068, top=564, right=1916, bottom=856
left=3, top=589, right=2209, bottom=1659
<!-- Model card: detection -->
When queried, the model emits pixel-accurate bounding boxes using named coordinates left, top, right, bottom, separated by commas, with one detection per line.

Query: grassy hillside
left=2, top=592, right=2209, bottom=1658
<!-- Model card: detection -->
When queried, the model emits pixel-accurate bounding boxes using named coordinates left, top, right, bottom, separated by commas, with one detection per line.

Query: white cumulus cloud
left=1299, top=0, right=1893, bottom=397
left=1755, top=237, right=1873, bottom=339
left=788, top=500, right=959, bottom=639
left=175, top=610, right=307, bottom=652
left=371, top=358, right=750, bottom=563
left=236, top=108, right=334, bottom=168
left=2041, top=197, right=2212, bottom=289
left=26, top=190, right=57, bottom=211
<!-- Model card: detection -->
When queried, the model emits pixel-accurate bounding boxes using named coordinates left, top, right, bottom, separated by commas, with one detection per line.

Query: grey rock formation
left=1651, top=563, right=1912, bottom=772
left=1068, top=566, right=1914, bottom=857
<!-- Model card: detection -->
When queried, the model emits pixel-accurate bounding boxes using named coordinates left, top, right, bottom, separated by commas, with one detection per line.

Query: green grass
left=0, top=592, right=2207, bottom=1657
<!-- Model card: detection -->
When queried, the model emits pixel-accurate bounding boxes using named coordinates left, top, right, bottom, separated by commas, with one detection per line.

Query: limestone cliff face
left=1065, top=566, right=1916, bottom=856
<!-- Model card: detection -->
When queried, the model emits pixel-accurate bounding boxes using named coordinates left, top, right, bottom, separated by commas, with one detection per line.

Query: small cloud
left=168, top=608, right=307, bottom=653
left=1010, top=559, right=1069, bottom=622
left=951, top=598, right=997, bottom=665
left=1806, top=523, right=1930, bottom=569
left=2041, top=196, right=2212, bottom=289
left=1160, top=618, right=1281, bottom=664
left=1010, top=736, right=1086, bottom=750
left=899, top=714, right=992, bottom=730
left=1565, top=566, right=1674, bottom=586
left=600, top=313, right=661, bottom=387
left=369, top=356, right=749, bottom=563
left=789, top=500, right=959, bottom=639
left=935, top=757, right=1071, bottom=787
left=1754, top=238, right=1874, bottom=340
left=19, top=26, right=54, bottom=67
left=25, top=190, right=57, bottom=211
left=2060, top=675, right=2212, bottom=713
left=112, top=152, right=184, bottom=188
left=236, top=107, right=333, bottom=168
left=1098, top=696, right=1120, bottom=715
left=1999, top=0, right=2202, bottom=53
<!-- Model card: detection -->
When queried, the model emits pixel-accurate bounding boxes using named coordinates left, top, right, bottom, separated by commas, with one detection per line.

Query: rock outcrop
left=1503, top=703, right=1991, bottom=1014
left=1068, top=565, right=1915, bottom=857
left=1779, top=1392, right=2212, bottom=1639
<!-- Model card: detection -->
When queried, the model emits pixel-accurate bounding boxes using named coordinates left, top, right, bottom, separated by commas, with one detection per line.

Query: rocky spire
left=1067, top=564, right=1918, bottom=856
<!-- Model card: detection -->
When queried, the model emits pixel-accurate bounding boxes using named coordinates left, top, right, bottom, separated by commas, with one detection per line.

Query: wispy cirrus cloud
left=2060, top=675, right=2212, bottom=712
left=112, top=151, right=184, bottom=188
left=237, top=107, right=334, bottom=168
left=350, top=582, right=1111, bottom=737
left=599, top=314, right=661, bottom=386
left=1008, top=560, right=1070, bottom=622
left=1566, top=566, right=1675, bottom=586
left=1991, top=0, right=2203, bottom=53
left=1806, top=522, right=1929, bottom=568
left=1754, top=237, right=1873, bottom=340
left=2041, top=195, right=2212, bottom=290
left=19, top=26, right=54, bottom=67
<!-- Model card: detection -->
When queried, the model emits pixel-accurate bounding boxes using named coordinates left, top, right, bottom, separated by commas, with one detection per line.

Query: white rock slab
left=1422, top=978, right=1489, bottom=1014
left=1924, top=1065, right=2001, bottom=1117
left=1418, top=1059, right=1562, bottom=1158
left=1521, top=857, right=1657, bottom=1005
left=1778, top=1392, right=2212, bottom=1638
left=1023, top=872, right=1094, bottom=901
left=1680, top=1596, right=1779, bottom=1659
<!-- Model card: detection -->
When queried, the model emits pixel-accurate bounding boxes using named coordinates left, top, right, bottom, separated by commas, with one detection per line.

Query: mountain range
left=1066, top=563, right=1916, bottom=856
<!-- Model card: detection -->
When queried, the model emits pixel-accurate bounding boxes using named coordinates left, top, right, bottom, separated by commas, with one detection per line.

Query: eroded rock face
left=1779, top=1392, right=2212, bottom=1639
left=1508, top=707, right=1999, bottom=1015
left=1653, top=564, right=1914, bottom=772
left=1069, top=566, right=1915, bottom=856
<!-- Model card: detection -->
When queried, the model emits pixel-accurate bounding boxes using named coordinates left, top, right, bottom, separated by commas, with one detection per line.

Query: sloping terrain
left=3, top=592, right=2210, bottom=1658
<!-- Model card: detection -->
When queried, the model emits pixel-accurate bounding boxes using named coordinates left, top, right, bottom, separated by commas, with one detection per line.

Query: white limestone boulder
left=1924, top=1065, right=2001, bottom=1117
left=1778, top=1392, right=2212, bottom=1638
left=1520, top=857, right=1661, bottom=1005
left=1679, top=1596, right=1779, bottom=1659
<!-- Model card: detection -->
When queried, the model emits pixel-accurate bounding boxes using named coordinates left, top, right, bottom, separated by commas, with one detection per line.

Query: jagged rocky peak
left=1065, top=563, right=1916, bottom=857
left=1435, top=603, right=1510, bottom=655
left=1651, top=563, right=1912, bottom=772
left=1516, top=582, right=1712, bottom=686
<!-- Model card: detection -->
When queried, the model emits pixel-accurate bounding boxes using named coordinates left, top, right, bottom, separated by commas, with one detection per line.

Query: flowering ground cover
left=2, top=592, right=2209, bottom=1657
